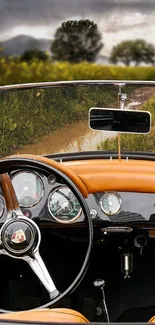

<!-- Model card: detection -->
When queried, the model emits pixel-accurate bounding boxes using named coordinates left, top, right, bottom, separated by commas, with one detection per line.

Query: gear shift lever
left=93, top=279, right=110, bottom=322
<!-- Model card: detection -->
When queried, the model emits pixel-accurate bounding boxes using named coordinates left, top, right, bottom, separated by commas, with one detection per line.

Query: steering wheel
left=0, top=155, right=93, bottom=312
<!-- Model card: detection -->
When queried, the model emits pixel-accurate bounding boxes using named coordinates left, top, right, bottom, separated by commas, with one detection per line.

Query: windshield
left=0, top=81, right=155, bottom=157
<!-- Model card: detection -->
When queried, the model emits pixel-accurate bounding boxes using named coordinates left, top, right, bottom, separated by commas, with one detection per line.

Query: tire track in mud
left=126, top=87, right=155, bottom=109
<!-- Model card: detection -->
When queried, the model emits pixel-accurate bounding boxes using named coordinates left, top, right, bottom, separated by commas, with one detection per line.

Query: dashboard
left=0, top=169, right=155, bottom=227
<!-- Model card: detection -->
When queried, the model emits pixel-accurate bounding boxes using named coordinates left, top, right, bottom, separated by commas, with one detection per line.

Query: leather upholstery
left=149, top=316, right=155, bottom=323
left=64, top=159, right=155, bottom=193
left=0, top=308, right=89, bottom=323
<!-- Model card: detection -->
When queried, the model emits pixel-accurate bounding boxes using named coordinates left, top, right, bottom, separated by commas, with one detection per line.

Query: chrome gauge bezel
left=48, top=186, right=82, bottom=224
left=0, top=194, right=5, bottom=218
left=99, top=192, right=122, bottom=216
left=11, top=170, right=44, bottom=208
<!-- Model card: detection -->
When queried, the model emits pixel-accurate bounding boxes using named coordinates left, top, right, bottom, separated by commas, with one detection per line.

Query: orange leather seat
left=0, top=308, right=89, bottom=323
left=149, top=316, right=155, bottom=323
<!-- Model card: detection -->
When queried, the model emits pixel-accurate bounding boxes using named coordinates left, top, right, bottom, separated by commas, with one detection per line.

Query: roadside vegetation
left=1, top=58, right=155, bottom=86
left=0, top=85, right=117, bottom=156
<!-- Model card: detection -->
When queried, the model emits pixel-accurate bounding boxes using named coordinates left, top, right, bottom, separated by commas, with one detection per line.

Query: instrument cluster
left=0, top=170, right=155, bottom=225
left=0, top=170, right=83, bottom=224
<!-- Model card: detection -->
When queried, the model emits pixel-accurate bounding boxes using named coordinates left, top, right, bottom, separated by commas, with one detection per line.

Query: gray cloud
left=0, top=0, right=155, bottom=56
left=0, top=0, right=154, bottom=37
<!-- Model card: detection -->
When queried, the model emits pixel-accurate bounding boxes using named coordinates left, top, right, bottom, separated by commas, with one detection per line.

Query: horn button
left=1, top=219, right=37, bottom=256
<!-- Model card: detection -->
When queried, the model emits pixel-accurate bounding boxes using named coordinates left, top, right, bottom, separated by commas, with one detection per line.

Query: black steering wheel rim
left=0, top=157, right=93, bottom=311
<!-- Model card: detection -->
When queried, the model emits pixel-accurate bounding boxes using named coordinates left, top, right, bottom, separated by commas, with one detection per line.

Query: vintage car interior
left=0, top=81, right=155, bottom=324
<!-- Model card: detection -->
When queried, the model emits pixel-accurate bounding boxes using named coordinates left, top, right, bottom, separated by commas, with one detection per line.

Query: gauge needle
left=18, top=186, right=29, bottom=199
left=109, top=200, right=112, bottom=215
left=55, top=202, right=69, bottom=215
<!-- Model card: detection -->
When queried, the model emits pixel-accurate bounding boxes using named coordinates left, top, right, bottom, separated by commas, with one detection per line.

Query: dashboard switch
left=90, top=209, right=97, bottom=219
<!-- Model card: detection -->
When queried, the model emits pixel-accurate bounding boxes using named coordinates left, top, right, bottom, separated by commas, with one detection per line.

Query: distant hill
left=0, top=35, right=51, bottom=57
left=0, top=35, right=109, bottom=64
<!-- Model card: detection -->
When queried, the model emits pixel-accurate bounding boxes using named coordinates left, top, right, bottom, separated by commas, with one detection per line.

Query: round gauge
left=48, top=186, right=82, bottom=223
left=100, top=192, right=122, bottom=216
left=12, top=171, right=44, bottom=208
left=0, top=195, right=5, bottom=218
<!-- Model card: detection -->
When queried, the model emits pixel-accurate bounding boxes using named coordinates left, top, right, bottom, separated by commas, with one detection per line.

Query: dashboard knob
left=90, top=209, right=97, bottom=219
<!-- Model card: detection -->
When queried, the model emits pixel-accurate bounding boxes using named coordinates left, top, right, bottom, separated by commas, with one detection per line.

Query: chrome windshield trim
left=1, top=80, right=155, bottom=92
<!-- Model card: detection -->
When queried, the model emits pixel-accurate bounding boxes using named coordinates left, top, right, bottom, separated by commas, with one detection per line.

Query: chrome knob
left=93, top=279, right=105, bottom=288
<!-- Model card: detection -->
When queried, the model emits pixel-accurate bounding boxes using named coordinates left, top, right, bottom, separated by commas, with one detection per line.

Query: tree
left=110, top=40, right=155, bottom=66
left=21, top=49, right=49, bottom=62
left=51, top=19, right=103, bottom=63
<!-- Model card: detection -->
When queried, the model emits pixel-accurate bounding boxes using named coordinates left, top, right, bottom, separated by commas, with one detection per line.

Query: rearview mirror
left=89, top=108, right=151, bottom=134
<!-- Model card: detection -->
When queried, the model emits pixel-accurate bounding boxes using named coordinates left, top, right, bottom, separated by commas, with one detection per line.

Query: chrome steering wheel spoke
left=25, top=250, right=59, bottom=299
left=0, top=195, right=59, bottom=300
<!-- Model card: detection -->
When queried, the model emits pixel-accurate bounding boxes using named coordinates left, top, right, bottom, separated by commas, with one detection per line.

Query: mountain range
left=0, top=35, right=51, bottom=56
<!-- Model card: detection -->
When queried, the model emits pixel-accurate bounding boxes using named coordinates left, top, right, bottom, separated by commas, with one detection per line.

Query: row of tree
left=21, top=19, right=155, bottom=66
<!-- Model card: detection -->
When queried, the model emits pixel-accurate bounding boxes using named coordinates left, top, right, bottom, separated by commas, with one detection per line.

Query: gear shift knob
left=93, top=279, right=109, bottom=322
left=93, top=279, right=105, bottom=288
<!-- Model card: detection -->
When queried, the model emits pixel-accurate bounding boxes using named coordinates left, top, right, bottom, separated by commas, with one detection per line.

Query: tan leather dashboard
left=64, top=159, right=155, bottom=194
left=3, top=155, right=155, bottom=195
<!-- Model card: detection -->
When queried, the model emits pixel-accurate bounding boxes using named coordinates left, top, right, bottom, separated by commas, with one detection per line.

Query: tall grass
left=0, top=85, right=117, bottom=156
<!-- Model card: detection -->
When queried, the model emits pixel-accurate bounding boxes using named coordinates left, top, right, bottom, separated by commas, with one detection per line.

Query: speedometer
left=100, top=192, right=122, bottom=216
left=48, top=186, right=82, bottom=223
left=12, top=171, right=44, bottom=207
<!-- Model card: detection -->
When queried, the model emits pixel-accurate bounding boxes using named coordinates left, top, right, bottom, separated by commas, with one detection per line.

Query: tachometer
left=12, top=171, right=44, bottom=207
left=48, top=186, right=82, bottom=223
left=100, top=192, right=122, bottom=216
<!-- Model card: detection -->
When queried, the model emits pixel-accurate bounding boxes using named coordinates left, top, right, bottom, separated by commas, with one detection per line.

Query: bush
left=20, top=50, right=49, bottom=62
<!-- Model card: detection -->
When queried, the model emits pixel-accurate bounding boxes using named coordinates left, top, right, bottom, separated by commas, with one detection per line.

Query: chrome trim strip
left=1, top=80, right=155, bottom=91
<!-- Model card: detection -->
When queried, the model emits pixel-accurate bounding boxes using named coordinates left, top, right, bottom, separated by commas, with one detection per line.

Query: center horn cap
left=1, top=219, right=38, bottom=255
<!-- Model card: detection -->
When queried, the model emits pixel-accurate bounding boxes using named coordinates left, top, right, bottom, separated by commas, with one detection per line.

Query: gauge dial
left=100, top=192, right=122, bottom=216
left=0, top=195, right=5, bottom=218
left=12, top=171, right=44, bottom=207
left=48, top=186, right=82, bottom=223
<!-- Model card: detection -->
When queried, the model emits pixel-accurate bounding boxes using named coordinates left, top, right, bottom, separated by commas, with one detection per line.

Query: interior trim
left=64, top=159, right=155, bottom=193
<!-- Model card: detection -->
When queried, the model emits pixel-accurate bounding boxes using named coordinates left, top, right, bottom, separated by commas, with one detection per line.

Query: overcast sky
left=0, top=0, right=155, bottom=55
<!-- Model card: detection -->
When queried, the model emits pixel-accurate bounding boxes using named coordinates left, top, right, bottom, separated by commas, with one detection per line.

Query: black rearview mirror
left=89, top=108, right=151, bottom=134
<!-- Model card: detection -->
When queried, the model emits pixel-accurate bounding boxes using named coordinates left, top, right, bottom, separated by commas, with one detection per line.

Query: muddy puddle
left=17, top=120, right=115, bottom=155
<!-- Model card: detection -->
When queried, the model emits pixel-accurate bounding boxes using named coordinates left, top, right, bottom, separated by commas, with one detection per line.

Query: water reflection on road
left=17, top=120, right=115, bottom=155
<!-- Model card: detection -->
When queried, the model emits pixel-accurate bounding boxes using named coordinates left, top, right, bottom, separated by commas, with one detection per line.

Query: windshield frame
left=1, top=80, right=155, bottom=92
